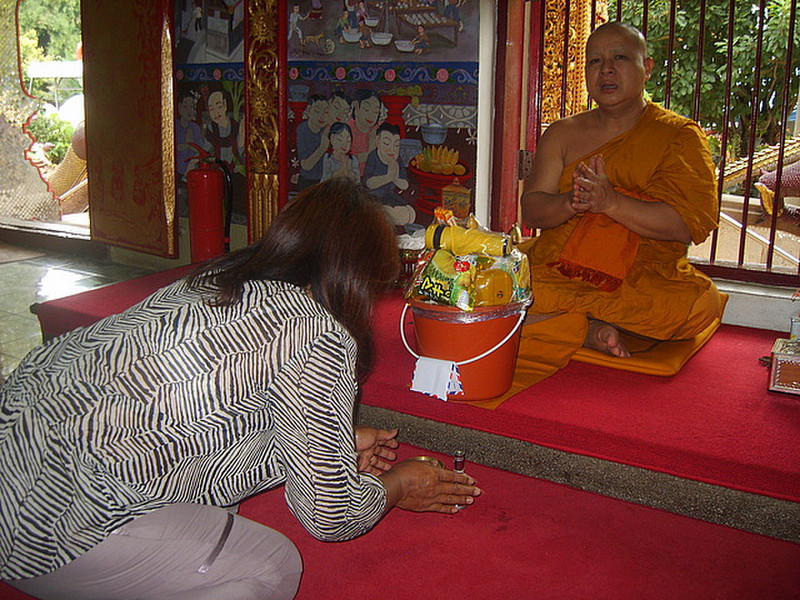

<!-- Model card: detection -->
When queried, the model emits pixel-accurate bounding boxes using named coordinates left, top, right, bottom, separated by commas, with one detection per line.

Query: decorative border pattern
left=288, top=61, right=479, bottom=87
left=175, top=63, right=245, bottom=82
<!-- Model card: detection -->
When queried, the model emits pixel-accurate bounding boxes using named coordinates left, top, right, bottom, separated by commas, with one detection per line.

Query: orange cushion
left=571, top=295, right=728, bottom=376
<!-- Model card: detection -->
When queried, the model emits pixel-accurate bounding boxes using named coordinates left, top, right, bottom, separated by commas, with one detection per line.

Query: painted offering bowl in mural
left=365, top=17, right=380, bottom=27
left=409, top=162, right=471, bottom=183
left=408, top=162, right=472, bottom=196
left=408, top=456, right=446, bottom=469
left=421, top=124, right=447, bottom=145
left=371, top=32, right=393, bottom=45
left=395, top=40, right=415, bottom=52
left=410, top=146, right=468, bottom=178
left=342, top=30, right=362, bottom=43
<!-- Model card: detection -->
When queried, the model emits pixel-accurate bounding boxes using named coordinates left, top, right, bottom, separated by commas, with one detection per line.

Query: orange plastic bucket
left=403, top=298, right=529, bottom=401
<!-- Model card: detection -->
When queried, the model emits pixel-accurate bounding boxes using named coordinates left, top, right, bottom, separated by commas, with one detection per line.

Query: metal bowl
left=408, top=455, right=445, bottom=469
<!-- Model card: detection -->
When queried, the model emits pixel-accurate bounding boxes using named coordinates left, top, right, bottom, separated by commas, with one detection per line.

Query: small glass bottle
left=453, top=450, right=465, bottom=473
left=453, top=450, right=466, bottom=510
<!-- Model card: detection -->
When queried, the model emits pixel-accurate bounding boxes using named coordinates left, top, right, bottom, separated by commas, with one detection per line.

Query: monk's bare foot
left=585, top=320, right=630, bottom=358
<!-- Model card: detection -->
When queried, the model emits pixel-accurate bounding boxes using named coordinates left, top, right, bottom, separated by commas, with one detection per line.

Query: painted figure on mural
left=412, top=25, right=430, bottom=55
left=321, top=122, right=360, bottom=183
left=329, top=90, right=352, bottom=124
left=335, top=9, right=353, bottom=44
left=364, top=123, right=415, bottom=227
left=356, top=1, right=369, bottom=24
left=357, top=18, right=372, bottom=49
left=346, top=0, right=359, bottom=28
left=296, top=95, right=331, bottom=190
left=289, top=3, right=307, bottom=43
left=444, top=0, right=465, bottom=32
left=347, top=89, right=384, bottom=176
left=175, top=89, right=203, bottom=181
left=203, top=89, right=245, bottom=175
left=193, top=1, right=203, bottom=31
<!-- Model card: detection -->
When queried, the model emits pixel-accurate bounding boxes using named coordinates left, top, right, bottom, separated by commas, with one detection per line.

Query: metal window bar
left=767, top=0, right=797, bottom=272
left=710, top=0, right=740, bottom=269
left=737, top=0, right=766, bottom=269
left=531, top=0, right=800, bottom=286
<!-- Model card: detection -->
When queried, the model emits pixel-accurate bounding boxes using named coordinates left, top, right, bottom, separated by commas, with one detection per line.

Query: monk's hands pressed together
left=571, top=154, right=620, bottom=215
left=355, top=426, right=399, bottom=475
left=379, top=459, right=482, bottom=514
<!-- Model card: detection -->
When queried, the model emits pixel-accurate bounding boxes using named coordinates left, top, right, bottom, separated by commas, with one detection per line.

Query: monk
left=516, top=21, right=723, bottom=385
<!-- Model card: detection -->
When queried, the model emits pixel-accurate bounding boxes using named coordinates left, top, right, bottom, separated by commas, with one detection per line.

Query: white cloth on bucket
left=410, top=357, right=463, bottom=401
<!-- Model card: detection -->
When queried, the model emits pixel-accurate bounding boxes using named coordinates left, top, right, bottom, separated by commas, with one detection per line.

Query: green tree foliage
left=25, top=112, right=73, bottom=164
left=610, top=0, right=800, bottom=157
left=18, top=0, right=81, bottom=61
left=17, top=0, right=82, bottom=108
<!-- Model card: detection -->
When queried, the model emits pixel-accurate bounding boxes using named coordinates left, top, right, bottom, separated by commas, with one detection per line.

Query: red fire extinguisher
left=186, top=157, right=232, bottom=263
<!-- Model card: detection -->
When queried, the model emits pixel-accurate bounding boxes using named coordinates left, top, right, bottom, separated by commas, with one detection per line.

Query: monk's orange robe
left=506, top=102, right=723, bottom=395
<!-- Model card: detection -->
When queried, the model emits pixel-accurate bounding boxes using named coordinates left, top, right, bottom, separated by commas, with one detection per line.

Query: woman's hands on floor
left=379, top=460, right=482, bottom=514
left=355, top=426, right=399, bottom=475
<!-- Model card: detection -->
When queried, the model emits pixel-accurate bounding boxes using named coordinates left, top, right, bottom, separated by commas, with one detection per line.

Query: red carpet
left=6, top=445, right=798, bottom=600
left=33, top=276, right=800, bottom=502
left=364, top=293, right=800, bottom=503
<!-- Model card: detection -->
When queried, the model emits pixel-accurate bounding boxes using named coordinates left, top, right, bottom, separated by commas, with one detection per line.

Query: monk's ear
left=643, top=57, right=655, bottom=81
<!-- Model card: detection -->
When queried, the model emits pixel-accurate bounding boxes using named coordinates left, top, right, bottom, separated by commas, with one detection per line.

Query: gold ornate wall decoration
left=246, top=0, right=281, bottom=241
left=249, top=172, right=280, bottom=238
left=160, top=15, right=176, bottom=252
left=541, top=0, right=608, bottom=125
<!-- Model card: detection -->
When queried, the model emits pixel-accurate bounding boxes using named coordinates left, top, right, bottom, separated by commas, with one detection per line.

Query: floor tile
left=0, top=246, right=154, bottom=379
left=0, top=315, right=42, bottom=345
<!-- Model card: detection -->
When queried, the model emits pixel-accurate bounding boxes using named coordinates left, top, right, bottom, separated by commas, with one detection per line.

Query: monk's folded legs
left=521, top=280, right=723, bottom=364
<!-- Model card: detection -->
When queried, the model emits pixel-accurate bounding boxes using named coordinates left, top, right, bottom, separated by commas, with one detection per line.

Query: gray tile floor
left=0, top=247, right=153, bottom=380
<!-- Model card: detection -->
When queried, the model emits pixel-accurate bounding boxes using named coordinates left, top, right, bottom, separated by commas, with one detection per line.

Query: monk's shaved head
left=588, top=21, right=649, bottom=58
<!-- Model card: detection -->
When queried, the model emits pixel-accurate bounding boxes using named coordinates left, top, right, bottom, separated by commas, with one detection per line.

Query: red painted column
left=490, top=0, right=526, bottom=233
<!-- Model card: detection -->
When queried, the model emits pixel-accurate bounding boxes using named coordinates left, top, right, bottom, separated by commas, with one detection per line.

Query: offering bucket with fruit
left=402, top=220, right=532, bottom=401
left=401, top=298, right=529, bottom=401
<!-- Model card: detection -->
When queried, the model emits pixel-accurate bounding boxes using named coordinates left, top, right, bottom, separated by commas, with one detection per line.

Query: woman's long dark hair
left=189, top=177, right=400, bottom=379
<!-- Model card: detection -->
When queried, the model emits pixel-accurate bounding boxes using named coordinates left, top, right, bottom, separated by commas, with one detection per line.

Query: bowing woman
left=1, top=177, right=482, bottom=600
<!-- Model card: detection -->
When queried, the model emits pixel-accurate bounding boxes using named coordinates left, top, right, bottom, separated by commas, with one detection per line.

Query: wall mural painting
left=287, top=0, right=479, bottom=230
left=174, top=0, right=248, bottom=220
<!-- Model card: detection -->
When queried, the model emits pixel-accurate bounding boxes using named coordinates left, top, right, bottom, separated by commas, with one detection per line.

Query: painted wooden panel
left=82, top=0, right=177, bottom=257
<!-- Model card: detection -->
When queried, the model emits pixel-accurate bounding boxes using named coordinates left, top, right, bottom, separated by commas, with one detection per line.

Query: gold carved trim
left=249, top=173, right=280, bottom=235
left=246, top=0, right=280, bottom=241
left=542, top=0, right=608, bottom=124
left=161, top=14, right=176, bottom=253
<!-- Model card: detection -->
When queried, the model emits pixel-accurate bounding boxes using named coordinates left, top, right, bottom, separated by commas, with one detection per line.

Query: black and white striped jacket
left=0, top=278, right=386, bottom=580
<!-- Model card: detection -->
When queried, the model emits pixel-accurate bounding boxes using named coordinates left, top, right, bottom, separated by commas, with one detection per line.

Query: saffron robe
left=502, top=102, right=723, bottom=398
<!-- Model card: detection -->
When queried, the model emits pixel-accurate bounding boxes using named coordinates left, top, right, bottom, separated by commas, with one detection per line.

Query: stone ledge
left=358, top=404, right=800, bottom=544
